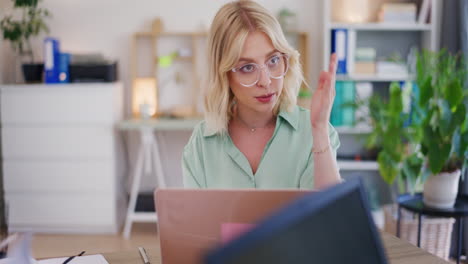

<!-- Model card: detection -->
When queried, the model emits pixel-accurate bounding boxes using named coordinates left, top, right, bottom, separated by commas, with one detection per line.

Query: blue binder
left=58, top=53, right=70, bottom=83
left=331, top=29, right=348, bottom=74
left=44, top=38, right=60, bottom=83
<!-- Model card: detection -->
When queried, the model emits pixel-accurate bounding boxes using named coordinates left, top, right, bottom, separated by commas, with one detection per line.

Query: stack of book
left=354, top=48, right=376, bottom=75
left=376, top=60, right=408, bottom=76
left=378, top=3, right=417, bottom=23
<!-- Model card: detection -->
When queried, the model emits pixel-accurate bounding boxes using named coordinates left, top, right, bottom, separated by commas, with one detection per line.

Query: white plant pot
left=423, top=170, right=461, bottom=209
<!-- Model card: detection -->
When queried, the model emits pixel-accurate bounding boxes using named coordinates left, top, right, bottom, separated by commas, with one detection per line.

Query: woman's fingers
left=318, top=71, right=328, bottom=90
left=329, top=53, right=338, bottom=74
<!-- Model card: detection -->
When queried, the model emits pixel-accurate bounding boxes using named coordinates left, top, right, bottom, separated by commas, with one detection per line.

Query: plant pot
left=22, top=63, right=44, bottom=83
left=423, top=170, right=461, bottom=209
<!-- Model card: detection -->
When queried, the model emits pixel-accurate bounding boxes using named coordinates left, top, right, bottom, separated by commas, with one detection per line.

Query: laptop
left=154, top=188, right=311, bottom=264
left=204, top=179, right=388, bottom=264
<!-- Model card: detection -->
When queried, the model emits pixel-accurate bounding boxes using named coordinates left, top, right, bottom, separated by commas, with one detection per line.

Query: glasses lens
left=268, top=54, right=287, bottom=78
left=233, top=54, right=288, bottom=86
left=236, top=64, right=259, bottom=86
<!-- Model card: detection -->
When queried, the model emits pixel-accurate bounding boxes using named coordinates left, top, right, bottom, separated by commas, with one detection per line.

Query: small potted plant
left=415, top=49, right=468, bottom=209
left=277, top=8, right=297, bottom=32
left=0, top=0, right=50, bottom=82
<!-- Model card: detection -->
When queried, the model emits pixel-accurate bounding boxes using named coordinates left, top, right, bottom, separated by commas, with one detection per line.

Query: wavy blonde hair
left=204, top=0, right=305, bottom=135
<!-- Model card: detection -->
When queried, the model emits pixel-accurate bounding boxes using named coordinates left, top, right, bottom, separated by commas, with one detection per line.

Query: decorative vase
left=21, top=63, right=44, bottom=83
left=423, top=170, right=461, bottom=209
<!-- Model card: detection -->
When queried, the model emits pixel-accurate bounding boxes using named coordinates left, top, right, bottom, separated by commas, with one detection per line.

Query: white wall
left=0, top=0, right=324, bottom=190
left=0, top=0, right=324, bottom=101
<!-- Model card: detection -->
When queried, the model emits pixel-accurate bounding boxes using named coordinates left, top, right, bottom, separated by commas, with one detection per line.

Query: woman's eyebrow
left=238, top=49, right=279, bottom=63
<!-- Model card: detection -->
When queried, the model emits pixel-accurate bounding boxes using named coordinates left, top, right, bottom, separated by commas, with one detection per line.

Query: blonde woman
left=183, top=0, right=341, bottom=189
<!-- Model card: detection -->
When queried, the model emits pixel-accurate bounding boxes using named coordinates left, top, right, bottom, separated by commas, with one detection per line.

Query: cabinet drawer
left=0, top=83, right=122, bottom=125
left=3, top=161, right=115, bottom=193
left=2, top=126, right=115, bottom=159
left=5, top=193, right=117, bottom=227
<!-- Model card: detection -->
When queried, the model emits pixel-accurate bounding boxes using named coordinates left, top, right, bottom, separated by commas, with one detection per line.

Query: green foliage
left=361, top=82, right=423, bottom=193
left=416, top=49, right=468, bottom=176
left=0, top=0, right=50, bottom=62
left=360, top=49, right=467, bottom=193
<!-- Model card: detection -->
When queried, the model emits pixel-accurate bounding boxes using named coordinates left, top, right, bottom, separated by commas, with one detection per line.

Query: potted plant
left=415, top=49, right=468, bottom=209
left=277, top=8, right=297, bottom=32
left=0, top=0, right=50, bottom=82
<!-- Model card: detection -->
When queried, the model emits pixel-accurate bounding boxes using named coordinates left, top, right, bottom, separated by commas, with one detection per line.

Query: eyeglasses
left=231, top=53, right=289, bottom=87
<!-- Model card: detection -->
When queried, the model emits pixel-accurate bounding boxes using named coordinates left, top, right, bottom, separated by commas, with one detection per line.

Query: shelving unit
left=131, top=27, right=207, bottom=117
left=322, top=0, right=437, bottom=171
left=323, top=0, right=437, bottom=69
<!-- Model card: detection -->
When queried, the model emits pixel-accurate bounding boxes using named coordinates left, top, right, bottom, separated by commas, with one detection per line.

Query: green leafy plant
left=360, top=82, right=423, bottom=193
left=358, top=49, right=467, bottom=193
left=415, top=49, right=468, bottom=181
left=0, top=0, right=50, bottom=63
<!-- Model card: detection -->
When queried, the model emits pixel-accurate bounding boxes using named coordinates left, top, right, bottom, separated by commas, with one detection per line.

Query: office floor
left=31, top=223, right=159, bottom=259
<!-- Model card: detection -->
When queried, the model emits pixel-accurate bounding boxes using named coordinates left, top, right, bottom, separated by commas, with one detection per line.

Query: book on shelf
left=331, top=29, right=348, bottom=74
left=355, top=62, right=376, bottom=75
left=355, top=47, right=376, bottom=61
left=331, top=80, right=343, bottom=126
left=331, top=81, right=355, bottom=127
left=44, top=37, right=61, bottom=84
left=346, top=30, right=356, bottom=75
left=341, top=81, right=355, bottom=126
left=418, top=0, right=431, bottom=24
left=376, top=61, right=408, bottom=76
left=378, top=3, right=417, bottom=23
left=354, top=47, right=376, bottom=75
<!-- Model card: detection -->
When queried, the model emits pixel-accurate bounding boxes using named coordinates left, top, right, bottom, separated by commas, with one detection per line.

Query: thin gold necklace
left=236, top=114, right=276, bottom=132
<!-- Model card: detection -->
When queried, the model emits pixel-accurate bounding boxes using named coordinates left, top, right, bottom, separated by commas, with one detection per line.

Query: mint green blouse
left=182, top=106, right=340, bottom=189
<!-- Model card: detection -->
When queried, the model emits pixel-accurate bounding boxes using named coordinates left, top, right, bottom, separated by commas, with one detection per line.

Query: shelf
left=329, top=23, right=432, bottom=31
left=338, top=160, right=378, bottom=171
left=129, top=212, right=158, bottom=222
left=336, top=74, right=414, bottom=82
left=155, top=56, right=193, bottom=63
left=135, top=31, right=207, bottom=37
left=335, top=126, right=372, bottom=134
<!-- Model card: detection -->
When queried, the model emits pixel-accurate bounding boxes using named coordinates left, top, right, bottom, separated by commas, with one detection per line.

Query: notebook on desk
left=204, top=179, right=388, bottom=264
left=154, top=188, right=311, bottom=264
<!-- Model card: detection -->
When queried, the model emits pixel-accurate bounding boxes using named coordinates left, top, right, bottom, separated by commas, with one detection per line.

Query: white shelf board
left=335, top=126, right=372, bottom=134
left=338, top=160, right=378, bottom=171
left=329, top=23, right=432, bottom=31
left=129, top=212, right=158, bottom=222
left=336, top=74, right=414, bottom=82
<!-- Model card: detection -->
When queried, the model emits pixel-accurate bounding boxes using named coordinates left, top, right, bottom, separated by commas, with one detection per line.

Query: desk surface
left=102, top=232, right=450, bottom=264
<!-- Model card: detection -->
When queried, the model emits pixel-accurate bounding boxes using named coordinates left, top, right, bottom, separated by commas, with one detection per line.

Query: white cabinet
left=0, top=83, right=126, bottom=234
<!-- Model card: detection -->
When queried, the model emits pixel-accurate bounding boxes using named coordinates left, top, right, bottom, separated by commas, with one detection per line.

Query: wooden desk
left=102, top=232, right=450, bottom=264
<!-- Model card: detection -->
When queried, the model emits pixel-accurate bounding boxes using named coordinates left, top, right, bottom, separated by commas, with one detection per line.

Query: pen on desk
left=62, top=251, right=85, bottom=264
left=138, top=246, right=151, bottom=264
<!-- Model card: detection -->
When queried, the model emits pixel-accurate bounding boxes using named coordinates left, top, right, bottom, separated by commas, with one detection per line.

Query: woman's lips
left=255, top=93, right=275, bottom=103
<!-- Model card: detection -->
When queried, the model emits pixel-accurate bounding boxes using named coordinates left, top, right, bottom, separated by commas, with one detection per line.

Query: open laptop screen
left=205, top=179, right=388, bottom=264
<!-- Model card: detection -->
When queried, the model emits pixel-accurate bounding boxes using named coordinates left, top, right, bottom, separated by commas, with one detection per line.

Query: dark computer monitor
left=204, top=179, right=388, bottom=264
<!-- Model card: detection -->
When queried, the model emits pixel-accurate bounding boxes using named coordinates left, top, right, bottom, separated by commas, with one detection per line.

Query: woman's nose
left=256, top=67, right=271, bottom=88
